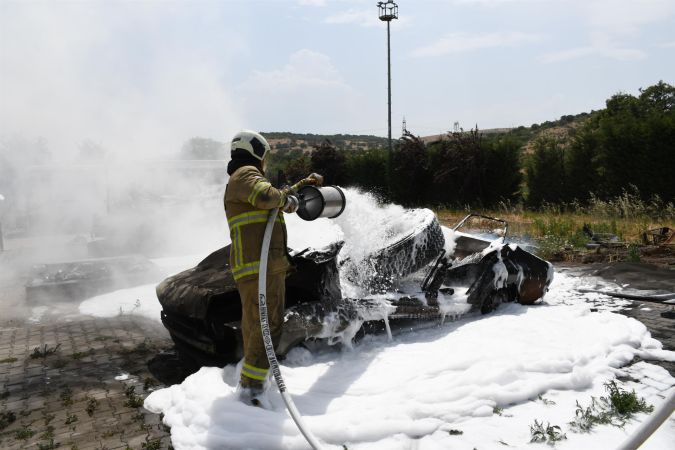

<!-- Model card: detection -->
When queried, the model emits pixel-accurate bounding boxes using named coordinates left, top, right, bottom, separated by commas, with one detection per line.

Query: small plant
left=448, top=429, right=463, bottom=435
left=0, top=357, right=18, bottom=363
left=605, top=380, right=653, bottom=417
left=60, top=387, right=73, bottom=407
left=0, top=411, right=17, bottom=430
left=124, top=385, right=144, bottom=408
left=15, top=426, right=36, bottom=440
left=40, top=425, right=55, bottom=440
left=71, top=349, right=94, bottom=360
left=570, top=398, right=615, bottom=432
left=85, top=396, right=99, bottom=416
left=37, top=438, right=59, bottom=450
left=65, top=413, right=78, bottom=425
left=141, top=438, right=162, bottom=450
left=529, top=420, right=566, bottom=444
left=30, top=344, right=61, bottom=359
left=569, top=381, right=654, bottom=433
left=143, top=377, right=158, bottom=391
left=626, top=244, right=641, bottom=262
left=538, top=394, right=556, bottom=406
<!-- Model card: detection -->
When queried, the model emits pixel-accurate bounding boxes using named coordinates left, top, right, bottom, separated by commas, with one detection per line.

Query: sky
left=1, top=0, right=674, bottom=158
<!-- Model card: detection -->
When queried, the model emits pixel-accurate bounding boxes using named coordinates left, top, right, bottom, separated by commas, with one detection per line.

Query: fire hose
left=258, top=207, right=324, bottom=450
left=255, top=185, right=346, bottom=450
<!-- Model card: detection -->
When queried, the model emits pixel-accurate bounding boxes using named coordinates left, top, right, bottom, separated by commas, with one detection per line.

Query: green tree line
left=271, top=81, right=674, bottom=209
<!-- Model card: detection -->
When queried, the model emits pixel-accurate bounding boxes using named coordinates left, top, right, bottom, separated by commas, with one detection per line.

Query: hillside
left=262, top=132, right=389, bottom=153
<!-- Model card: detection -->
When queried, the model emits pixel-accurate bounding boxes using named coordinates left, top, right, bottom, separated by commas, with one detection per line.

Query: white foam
left=145, top=281, right=675, bottom=449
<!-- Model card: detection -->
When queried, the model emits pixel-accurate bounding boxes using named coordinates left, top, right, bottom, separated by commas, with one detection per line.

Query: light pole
left=377, top=1, right=398, bottom=192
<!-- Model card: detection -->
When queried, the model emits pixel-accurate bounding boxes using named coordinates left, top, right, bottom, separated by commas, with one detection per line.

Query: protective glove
left=282, top=195, right=299, bottom=214
left=306, top=173, right=324, bottom=186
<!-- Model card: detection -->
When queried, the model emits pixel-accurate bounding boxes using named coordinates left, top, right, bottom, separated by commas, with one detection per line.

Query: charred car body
left=157, top=213, right=553, bottom=367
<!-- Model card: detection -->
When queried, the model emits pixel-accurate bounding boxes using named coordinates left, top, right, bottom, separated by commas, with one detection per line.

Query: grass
left=30, top=344, right=61, bottom=359
left=436, top=207, right=672, bottom=261
left=37, top=439, right=59, bottom=450
left=85, top=396, right=99, bottom=417
left=569, top=380, right=654, bottom=433
left=529, top=420, right=566, bottom=444
left=142, top=439, right=162, bottom=450
left=15, top=426, right=35, bottom=440
left=60, top=387, right=73, bottom=407
left=124, top=386, right=144, bottom=408
left=143, top=377, right=158, bottom=391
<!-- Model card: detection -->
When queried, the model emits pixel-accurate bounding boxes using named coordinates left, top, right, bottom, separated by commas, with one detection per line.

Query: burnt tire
left=343, top=209, right=445, bottom=292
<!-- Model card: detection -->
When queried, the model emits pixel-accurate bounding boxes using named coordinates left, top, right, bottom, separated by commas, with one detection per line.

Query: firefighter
left=224, top=129, right=322, bottom=407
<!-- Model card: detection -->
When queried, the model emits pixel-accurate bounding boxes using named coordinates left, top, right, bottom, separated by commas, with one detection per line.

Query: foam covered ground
left=75, top=189, right=675, bottom=449
left=143, top=275, right=675, bottom=449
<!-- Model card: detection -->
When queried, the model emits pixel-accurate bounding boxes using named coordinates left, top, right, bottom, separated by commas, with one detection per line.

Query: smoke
left=0, top=2, right=247, bottom=263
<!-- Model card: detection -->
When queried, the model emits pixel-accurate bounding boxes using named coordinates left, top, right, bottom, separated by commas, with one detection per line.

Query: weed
left=627, top=244, right=641, bottom=262
left=40, top=425, right=55, bottom=440
left=85, top=396, right=99, bottom=416
left=604, top=380, right=653, bottom=417
left=143, top=377, right=158, bottom=391
left=124, top=386, right=144, bottom=408
left=448, top=429, right=463, bottom=435
left=570, top=398, right=615, bottom=432
left=37, top=438, right=59, bottom=450
left=101, top=428, right=119, bottom=438
left=15, top=426, right=35, bottom=440
left=142, top=438, right=162, bottom=450
left=71, top=349, right=94, bottom=360
left=65, top=413, right=78, bottom=425
left=60, top=388, right=73, bottom=407
left=529, top=420, right=566, bottom=444
left=569, top=381, right=654, bottom=432
left=0, top=411, right=17, bottom=430
left=493, top=406, right=503, bottom=415
left=0, top=357, right=18, bottom=363
left=30, top=344, right=61, bottom=359
left=538, top=394, right=556, bottom=406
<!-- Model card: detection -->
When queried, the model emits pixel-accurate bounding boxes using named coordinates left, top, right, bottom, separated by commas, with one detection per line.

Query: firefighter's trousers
left=236, top=271, right=286, bottom=388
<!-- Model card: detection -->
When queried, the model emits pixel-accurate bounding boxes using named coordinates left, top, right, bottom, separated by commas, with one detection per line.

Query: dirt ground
left=1, top=245, right=674, bottom=449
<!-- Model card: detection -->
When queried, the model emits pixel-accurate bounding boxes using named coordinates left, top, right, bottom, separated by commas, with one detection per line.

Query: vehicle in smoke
left=156, top=212, right=553, bottom=367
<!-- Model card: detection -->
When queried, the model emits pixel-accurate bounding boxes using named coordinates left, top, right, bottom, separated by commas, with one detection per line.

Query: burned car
left=156, top=212, right=553, bottom=367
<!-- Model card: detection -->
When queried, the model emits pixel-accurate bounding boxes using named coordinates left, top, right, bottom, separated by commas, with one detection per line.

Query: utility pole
left=377, top=1, right=398, bottom=191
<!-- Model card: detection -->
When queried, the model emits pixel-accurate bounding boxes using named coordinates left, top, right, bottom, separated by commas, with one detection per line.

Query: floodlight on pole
left=377, top=1, right=398, bottom=193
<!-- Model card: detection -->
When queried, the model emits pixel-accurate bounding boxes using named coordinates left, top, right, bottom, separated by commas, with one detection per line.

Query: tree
left=309, top=140, right=347, bottom=185
left=390, top=132, right=430, bottom=206
left=525, top=136, right=566, bottom=207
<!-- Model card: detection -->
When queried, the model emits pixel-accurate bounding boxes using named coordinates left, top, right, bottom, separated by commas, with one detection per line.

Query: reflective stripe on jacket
left=224, top=166, right=291, bottom=282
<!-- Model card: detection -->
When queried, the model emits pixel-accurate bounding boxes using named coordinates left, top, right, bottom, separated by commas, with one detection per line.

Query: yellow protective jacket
left=224, top=166, right=290, bottom=282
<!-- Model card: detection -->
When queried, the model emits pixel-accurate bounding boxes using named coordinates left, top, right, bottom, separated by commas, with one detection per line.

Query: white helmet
left=231, top=129, right=270, bottom=161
